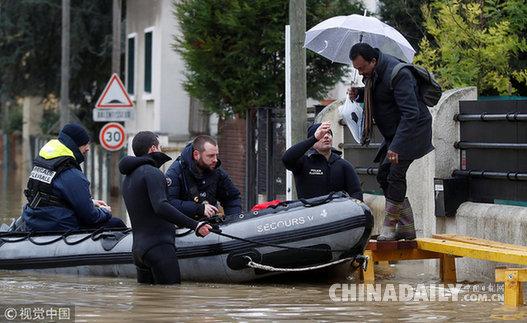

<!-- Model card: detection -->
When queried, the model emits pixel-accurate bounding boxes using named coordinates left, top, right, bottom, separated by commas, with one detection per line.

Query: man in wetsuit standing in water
left=119, top=131, right=211, bottom=284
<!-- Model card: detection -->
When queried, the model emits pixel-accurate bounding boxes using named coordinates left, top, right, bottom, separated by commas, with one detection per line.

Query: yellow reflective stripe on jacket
left=39, top=139, right=75, bottom=160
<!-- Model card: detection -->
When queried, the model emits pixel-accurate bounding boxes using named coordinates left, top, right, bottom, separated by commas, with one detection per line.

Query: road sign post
left=99, top=122, right=126, bottom=151
left=93, top=73, right=134, bottom=122
left=93, top=109, right=134, bottom=122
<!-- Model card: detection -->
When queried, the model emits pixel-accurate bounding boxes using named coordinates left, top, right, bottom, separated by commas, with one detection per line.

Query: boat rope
left=28, top=235, right=64, bottom=246
left=211, top=229, right=352, bottom=253
left=62, top=227, right=108, bottom=245
left=244, top=255, right=356, bottom=272
left=0, top=228, right=132, bottom=246
left=0, top=233, right=31, bottom=243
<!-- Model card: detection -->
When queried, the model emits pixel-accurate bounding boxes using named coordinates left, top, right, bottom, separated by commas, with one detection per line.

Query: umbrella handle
left=317, top=40, right=329, bottom=54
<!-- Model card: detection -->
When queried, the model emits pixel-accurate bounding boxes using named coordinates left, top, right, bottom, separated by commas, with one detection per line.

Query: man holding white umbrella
left=304, top=14, right=416, bottom=64
left=305, top=14, right=434, bottom=240
left=349, top=43, right=434, bottom=241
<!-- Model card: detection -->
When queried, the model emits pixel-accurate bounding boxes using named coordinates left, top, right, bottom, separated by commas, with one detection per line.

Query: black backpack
left=390, top=63, right=442, bottom=107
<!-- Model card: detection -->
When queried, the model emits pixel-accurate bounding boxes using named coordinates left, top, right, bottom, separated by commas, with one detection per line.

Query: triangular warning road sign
left=95, top=73, right=134, bottom=108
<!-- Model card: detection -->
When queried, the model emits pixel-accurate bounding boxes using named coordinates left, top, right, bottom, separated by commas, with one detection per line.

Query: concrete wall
left=455, top=202, right=527, bottom=281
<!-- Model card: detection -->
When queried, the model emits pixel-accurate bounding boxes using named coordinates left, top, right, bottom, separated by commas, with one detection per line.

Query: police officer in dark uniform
left=119, top=131, right=211, bottom=284
left=282, top=121, right=363, bottom=201
left=21, top=123, right=125, bottom=231
left=165, top=135, right=242, bottom=221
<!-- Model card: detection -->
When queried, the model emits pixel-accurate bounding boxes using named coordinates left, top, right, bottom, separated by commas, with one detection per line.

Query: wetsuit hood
left=119, top=152, right=172, bottom=175
left=180, top=142, right=221, bottom=178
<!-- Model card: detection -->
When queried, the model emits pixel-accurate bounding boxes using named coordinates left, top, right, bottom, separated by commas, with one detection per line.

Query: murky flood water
left=1, top=169, right=526, bottom=322
left=1, top=269, right=526, bottom=322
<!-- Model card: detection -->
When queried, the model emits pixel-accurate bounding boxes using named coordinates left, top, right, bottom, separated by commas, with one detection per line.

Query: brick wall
left=217, top=116, right=247, bottom=208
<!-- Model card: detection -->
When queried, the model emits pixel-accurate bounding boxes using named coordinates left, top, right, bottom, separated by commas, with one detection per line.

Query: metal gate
left=245, top=108, right=287, bottom=210
left=453, top=99, right=527, bottom=204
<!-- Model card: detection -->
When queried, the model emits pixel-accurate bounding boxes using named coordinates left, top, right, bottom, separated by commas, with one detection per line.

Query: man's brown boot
left=377, top=198, right=402, bottom=241
left=396, top=198, right=416, bottom=240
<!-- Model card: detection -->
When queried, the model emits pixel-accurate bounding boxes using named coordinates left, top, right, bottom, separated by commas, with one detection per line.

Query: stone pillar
left=20, top=97, right=44, bottom=209
left=314, top=100, right=344, bottom=151
left=424, top=87, right=477, bottom=237
left=414, top=87, right=477, bottom=275
left=22, top=97, right=44, bottom=174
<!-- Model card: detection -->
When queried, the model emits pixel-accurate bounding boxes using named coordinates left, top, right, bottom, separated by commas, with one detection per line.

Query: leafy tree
left=415, top=0, right=527, bottom=95
left=378, top=0, right=431, bottom=52
left=173, top=0, right=364, bottom=117
left=0, top=0, right=113, bottom=135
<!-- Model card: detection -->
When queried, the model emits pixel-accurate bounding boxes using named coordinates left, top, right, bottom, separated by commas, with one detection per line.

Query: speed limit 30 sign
left=99, top=122, right=126, bottom=151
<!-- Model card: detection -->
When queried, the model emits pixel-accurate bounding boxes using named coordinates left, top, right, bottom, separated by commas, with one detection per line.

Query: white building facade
left=124, top=0, right=378, bottom=136
left=125, top=0, right=192, bottom=139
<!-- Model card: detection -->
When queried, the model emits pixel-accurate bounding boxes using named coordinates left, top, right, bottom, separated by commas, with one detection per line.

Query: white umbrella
left=304, top=14, right=416, bottom=64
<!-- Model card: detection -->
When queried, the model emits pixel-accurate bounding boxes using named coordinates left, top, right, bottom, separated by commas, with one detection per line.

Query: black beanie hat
left=307, top=123, right=333, bottom=138
left=59, top=123, right=90, bottom=147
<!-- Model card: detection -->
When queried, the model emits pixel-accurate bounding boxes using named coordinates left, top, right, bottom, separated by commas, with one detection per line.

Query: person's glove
left=209, top=224, right=222, bottom=234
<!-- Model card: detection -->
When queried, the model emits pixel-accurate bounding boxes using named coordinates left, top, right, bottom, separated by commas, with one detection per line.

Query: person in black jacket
left=119, top=131, right=211, bottom=284
left=349, top=43, right=434, bottom=241
left=282, top=121, right=363, bottom=201
left=166, top=135, right=242, bottom=221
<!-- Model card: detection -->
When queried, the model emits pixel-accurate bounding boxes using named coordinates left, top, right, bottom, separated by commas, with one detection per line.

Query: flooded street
left=1, top=169, right=526, bottom=322
left=1, top=0, right=526, bottom=320
left=1, top=269, right=526, bottom=322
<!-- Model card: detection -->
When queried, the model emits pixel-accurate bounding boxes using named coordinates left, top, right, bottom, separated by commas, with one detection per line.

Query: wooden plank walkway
left=432, top=234, right=527, bottom=253
left=363, top=240, right=456, bottom=283
left=361, top=234, right=527, bottom=307
left=417, top=237, right=527, bottom=265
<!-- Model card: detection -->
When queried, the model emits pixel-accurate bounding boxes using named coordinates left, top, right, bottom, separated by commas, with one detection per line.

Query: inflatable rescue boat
left=0, top=192, right=373, bottom=283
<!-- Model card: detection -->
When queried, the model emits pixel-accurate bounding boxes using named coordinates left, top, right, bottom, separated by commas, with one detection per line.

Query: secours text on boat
left=0, top=192, right=373, bottom=283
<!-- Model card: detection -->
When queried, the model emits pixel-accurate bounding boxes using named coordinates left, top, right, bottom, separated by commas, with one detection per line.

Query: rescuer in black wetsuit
left=119, top=131, right=211, bottom=284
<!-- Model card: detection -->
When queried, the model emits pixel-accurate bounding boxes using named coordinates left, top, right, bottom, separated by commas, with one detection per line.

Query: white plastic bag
left=338, top=96, right=364, bottom=144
